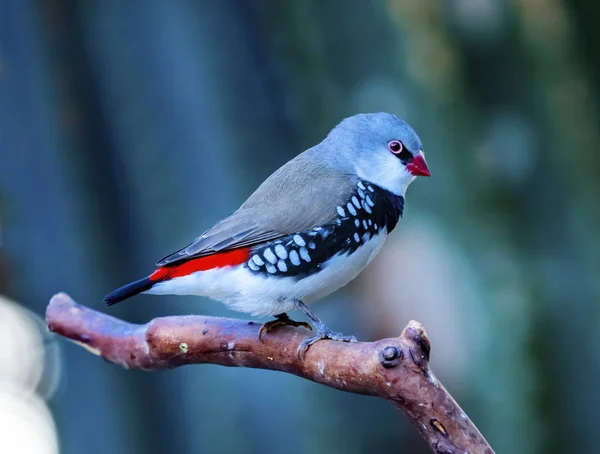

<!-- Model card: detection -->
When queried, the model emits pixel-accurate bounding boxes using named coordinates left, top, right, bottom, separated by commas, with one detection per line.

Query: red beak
left=406, top=153, right=431, bottom=177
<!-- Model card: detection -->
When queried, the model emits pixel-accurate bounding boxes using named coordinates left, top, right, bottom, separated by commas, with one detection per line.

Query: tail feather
left=104, top=277, right=154, bottom=306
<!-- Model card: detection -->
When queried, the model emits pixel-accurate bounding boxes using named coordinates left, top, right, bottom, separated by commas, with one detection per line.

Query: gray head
left=321, top=112, right=429, bottom=196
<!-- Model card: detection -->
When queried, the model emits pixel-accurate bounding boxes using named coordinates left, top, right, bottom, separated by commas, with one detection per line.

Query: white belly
left=147, top=230, right=388, bottom=317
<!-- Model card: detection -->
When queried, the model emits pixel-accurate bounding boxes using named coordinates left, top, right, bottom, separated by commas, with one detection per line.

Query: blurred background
left=1, top=0, right=599, bottom=453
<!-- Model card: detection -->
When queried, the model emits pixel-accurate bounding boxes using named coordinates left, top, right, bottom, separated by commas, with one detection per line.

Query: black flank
left=245, top=181, right=404, bottom=279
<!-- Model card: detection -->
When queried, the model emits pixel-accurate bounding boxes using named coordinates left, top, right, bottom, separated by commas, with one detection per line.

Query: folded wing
left=157, top=149, right=357, bottom=267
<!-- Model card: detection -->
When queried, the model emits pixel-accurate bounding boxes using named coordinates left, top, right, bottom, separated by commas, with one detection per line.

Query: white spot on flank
left=354, top=219, right=360, bottom=227
left=358, top=188, right=366, bottom=199
left=252, top=255, right=264, bottom=266
left=352, top=196, right=361, bottom=209
left=266, top=264, right=277, bottom=274
left=299, top=247, right=311, bottom=262
left=248, top=260, right=260, bottom=271
left=293, top=235, right=306, bottom=247
left=363, top=201, right=372, bottom=214
left=366, top=195, right=375, bottom=207
left=357, top=181, right=366, bottom=190
left=336, top=206, right=345, bottom=217
left=289, top=250, right=301, bottom=266
left=308, top=241, right=316, bottom=250
left=361, top=220, right=367, bottom=229
left=347, top=202, right=357, bottom=216
left=277, top=260, right=288, bottom=272
left=353, top=233, right=360, bottom=243
left=275, top=244, right=288, bottom=259
left=368, top=219, right=373, bottom=226
left=263, top=248, right=277, bottom=264
left=374, top=223, right=378, bottom=230
left=367, top=185, right=375, bottom=192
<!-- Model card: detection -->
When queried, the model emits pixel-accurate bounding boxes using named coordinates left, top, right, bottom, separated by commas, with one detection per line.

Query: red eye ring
left=388, top=140, right=403, bottom=154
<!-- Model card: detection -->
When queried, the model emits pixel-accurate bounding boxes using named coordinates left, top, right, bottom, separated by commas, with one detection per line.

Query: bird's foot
left=297, top=324, right=357, bottom=360
left=258, top=313, right=312, bottom=342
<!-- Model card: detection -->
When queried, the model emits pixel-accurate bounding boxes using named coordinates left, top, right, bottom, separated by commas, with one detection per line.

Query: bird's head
left=325, top=113, right=430, bottom=196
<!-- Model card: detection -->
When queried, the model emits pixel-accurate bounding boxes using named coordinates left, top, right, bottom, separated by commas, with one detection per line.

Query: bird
left=104, top=112, right=430, bottom=358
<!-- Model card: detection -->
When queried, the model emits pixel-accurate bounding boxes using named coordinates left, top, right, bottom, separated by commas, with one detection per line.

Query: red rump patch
left=149, top=248, right=250, bottom=282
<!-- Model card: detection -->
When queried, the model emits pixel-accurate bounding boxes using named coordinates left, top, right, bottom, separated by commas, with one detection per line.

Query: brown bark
left=45, top=292, right=494, bottom=454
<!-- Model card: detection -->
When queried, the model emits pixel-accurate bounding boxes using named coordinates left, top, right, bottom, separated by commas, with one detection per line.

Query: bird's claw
left=258, top=313, right=312, bottom=342
left=297, top=327, right=357, bottom=360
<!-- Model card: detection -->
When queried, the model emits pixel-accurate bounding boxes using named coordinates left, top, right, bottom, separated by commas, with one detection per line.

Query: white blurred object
left=0, top=385, right=59, bottom=454
left=0, top=295, right=60, bottom=454
left=0, top=296, right=45, bottom=391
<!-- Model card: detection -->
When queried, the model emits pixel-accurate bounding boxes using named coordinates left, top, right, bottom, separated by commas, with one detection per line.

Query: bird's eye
left=388, top=140, right=413, bottom=162
left=388, top=140, right=403, bottom=154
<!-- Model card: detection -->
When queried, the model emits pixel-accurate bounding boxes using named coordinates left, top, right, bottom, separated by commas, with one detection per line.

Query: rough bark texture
left=45, top=292, right=494, bottom=454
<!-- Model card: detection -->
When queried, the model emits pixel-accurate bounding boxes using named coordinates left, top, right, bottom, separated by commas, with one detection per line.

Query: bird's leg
left=258, top=313, right=312, bottom=342
left=294, top=300, right=357, bottom=360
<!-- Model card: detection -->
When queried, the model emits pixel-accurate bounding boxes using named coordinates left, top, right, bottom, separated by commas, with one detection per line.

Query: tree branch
left=45, top=292, right=494, bottom=454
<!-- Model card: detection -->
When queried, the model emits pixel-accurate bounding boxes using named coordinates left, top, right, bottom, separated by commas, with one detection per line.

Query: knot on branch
left=401, top=320, right=432, bottom=375
left=379, top=345, right=403, bottom=368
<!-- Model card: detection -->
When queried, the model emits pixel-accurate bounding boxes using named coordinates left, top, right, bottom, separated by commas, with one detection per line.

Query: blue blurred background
left=1, top=1, right=599, bottom=453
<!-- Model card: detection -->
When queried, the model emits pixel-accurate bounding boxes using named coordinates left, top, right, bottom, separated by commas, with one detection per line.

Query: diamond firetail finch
left=104, top=113, right=430, bottom=358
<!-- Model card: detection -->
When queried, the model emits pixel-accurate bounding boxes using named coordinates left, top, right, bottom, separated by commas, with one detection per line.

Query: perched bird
left=104, top=112, right=430, bottom=358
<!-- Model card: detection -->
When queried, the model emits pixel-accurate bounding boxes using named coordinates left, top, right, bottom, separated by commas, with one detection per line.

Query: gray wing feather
left=157, top=148, right=356, bottom=266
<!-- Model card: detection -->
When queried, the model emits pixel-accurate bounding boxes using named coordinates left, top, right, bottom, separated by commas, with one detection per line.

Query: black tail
left=104, top=277, right=154, bottom=306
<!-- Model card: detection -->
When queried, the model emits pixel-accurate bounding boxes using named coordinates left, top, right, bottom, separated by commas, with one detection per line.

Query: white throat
left=354, top=158, right=415, bottom=197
